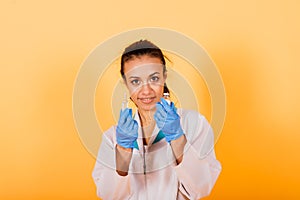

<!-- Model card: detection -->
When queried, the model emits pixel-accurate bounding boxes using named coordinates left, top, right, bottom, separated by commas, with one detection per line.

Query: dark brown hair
left=120, top=40, right=167, bottom=79
left=120, top=39, right=169, bottom=93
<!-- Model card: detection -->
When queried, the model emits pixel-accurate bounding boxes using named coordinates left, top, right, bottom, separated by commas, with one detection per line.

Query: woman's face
left=123, top=55, right=166, bottom=112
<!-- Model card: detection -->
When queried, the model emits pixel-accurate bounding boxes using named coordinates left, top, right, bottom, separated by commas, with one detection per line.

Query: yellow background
left=1, top=0, right=300, bottom=199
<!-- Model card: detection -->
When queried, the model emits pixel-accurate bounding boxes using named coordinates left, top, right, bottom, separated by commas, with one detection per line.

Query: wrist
left=170, top=134, right=187, bottom=164
left=116, top=144, right=133, bottom=176
left=116, top=143, right=133, bottom=151
left=165, top=128, right=184, bottom=143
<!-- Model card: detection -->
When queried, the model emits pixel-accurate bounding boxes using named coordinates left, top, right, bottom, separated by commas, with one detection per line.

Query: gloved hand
left=116, top=108, right=138, bottom=148
left=154, top=98, right=184, bottom=143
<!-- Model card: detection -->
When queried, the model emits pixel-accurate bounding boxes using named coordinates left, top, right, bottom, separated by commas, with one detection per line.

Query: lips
left=138, top=97, right=156, bottom=104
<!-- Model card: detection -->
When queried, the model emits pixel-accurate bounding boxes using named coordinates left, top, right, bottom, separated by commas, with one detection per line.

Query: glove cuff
left=165, top=128, right=184, bottom=143
left=117, top=139, right=135, bottom=149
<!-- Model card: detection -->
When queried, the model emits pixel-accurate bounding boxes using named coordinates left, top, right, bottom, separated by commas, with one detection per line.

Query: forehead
left=123, top=56, right=164, bottom=77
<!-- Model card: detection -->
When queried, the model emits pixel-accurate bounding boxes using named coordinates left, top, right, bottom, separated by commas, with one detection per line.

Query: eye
left=130, top=79, right=141, bottom=85
left=150, top=76, right=159, bottom=82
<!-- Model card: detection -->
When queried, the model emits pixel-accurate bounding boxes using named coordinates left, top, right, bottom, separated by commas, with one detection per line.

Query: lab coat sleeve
left=92, top=127, right=132, bottom=200
left=174, top=111, right=222, bottom=199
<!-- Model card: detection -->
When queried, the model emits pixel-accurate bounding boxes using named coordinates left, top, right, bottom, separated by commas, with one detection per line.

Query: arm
left=170, top=134, right=187, bottom=164
left=155, top=97, right=186, bottom=165
left=115, top=108, right=138, bottom=175
left=92, top=107, right=138, bottom=199
left=174, top=113, right=222, bottom=199
left=116, top=144, right=133, bottom=176
left=92, top=130, right=133, bottom=199
left=154, top=99, right=221, bottom=198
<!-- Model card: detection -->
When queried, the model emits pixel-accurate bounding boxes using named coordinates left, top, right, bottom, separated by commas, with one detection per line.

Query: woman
left=92, top=40, right=221, bottom=199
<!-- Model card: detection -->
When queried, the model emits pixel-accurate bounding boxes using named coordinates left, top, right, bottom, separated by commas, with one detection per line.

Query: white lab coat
left=92, top=108, right=221, bottom=200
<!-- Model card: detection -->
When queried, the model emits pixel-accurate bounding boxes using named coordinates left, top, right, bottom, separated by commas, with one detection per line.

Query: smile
left=138, top=97, right=156, bottom=104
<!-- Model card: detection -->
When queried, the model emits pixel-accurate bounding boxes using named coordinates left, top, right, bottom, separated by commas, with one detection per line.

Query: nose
left=140, top=82, right=152, bottom=95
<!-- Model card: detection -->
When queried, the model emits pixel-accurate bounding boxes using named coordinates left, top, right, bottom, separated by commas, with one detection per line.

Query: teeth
left=141, top=98, right=152, bottom=102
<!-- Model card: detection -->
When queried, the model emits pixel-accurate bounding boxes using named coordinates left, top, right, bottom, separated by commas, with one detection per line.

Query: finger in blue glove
left=116, top=108, right=138, bottom=148
left=154, top=98, right=184, bottom=143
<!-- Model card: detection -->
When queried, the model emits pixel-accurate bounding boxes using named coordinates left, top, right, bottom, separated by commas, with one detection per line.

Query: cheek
left=127, top=88, right=138, bottom=102
left=153, top=85, right=164, bottom=95
left=127, top=87, right=138, bottom=98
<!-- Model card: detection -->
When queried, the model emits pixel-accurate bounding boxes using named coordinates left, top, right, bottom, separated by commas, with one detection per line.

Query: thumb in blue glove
left=154, top=98, right=184, bottom=143
left=116, top=108, right=138, bottom=148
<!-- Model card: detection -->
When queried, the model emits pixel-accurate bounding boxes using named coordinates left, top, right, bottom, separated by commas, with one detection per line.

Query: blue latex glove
left=116, top=108, right=138, bottom=148
left=154, top=98, right=184, bottom=143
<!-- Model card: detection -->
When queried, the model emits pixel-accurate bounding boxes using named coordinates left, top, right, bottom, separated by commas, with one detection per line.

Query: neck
left=138, top=109, right=156, bottom=145
left=138, top=109, right=155, bottom=127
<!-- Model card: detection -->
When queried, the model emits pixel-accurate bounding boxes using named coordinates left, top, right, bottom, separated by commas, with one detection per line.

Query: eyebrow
left=128, top=72, right=160, bottom=79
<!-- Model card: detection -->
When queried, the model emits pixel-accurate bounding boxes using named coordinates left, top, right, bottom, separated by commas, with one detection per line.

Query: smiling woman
left=92, top=40, right=221, bottom=200
left=124, top=62, right=166, bottom=111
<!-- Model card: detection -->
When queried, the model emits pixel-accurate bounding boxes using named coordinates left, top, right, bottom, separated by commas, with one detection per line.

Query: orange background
left=1, top=0, right=300, bottom=199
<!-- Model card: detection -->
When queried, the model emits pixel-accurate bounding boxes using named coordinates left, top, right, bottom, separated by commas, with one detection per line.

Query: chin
left=139, top=103, right=156, bottom=112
